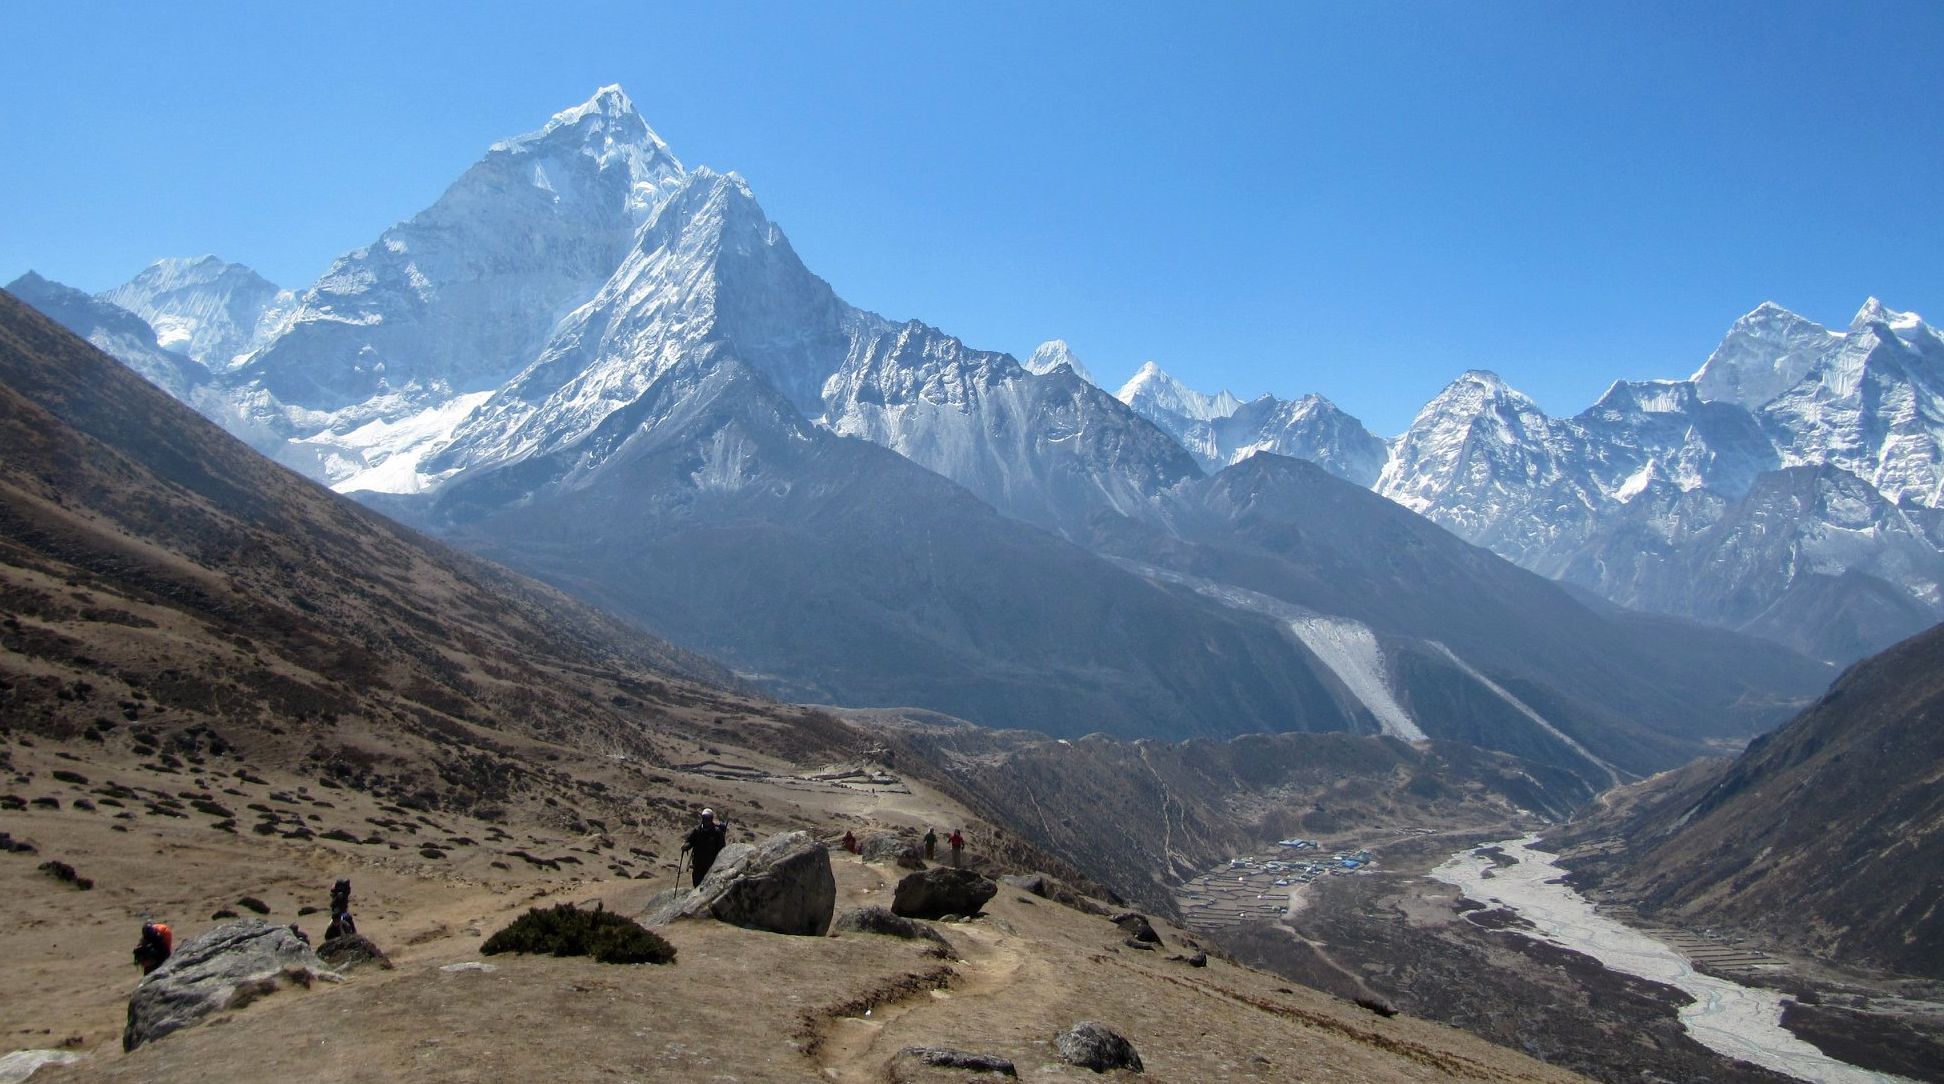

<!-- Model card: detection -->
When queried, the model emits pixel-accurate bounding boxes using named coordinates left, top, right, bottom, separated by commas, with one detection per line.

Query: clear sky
left=4, top=1, right=1941, bottom=434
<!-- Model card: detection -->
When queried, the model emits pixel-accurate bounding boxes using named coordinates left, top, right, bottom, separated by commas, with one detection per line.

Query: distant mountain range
left=7, top=86, right=1838, bottom=787
left=1086, top=299, right=1944, bottom=664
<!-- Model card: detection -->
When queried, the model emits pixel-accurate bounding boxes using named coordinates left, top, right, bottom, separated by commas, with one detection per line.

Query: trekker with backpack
left=681, top=808, right=729, bottom=887
left=325, top=879, right=357, bottom=941
left=132, top=921, right=172, bottom=974
left=949, top=829, right=965, bottom=868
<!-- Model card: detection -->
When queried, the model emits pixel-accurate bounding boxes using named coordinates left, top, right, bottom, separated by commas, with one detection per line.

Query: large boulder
left=1111, top=912, right=1162, bottom=945
left=892, top=867, right=997, bottom=920
left=1054, top=1021, right=1144, bottom=1073
left=123, top=920, right=338, bottom=1050
left=643, top=831, right=835, bottom=936
left=860, top=833, right=925, bottom=870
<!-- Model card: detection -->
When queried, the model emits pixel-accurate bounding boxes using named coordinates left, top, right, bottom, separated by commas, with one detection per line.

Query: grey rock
left=643, top=830, right=835, bottom=936
left=860, top=833, right=925, bottom=869
left=891, top=868, right=997, bottom=921
left=1111, top=912, right=1161, bottom=945
left=123, top=920, right=338, bottom=1050
left=833, top=906, right=952, bottom=953
left=1054, top=1021, right=1144, bottom=1073
left=316, top=933, right=392, bottom=971
left=894, top=1045, right=1018, bottom=1076
left=0, top=1049, right=86, bottom=1084
left=1166, top=951, right=1208, bottom=967
left=1000, top=872, right=1109, bottom=916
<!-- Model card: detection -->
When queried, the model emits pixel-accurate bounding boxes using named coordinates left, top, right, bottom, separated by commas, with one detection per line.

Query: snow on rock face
left=5, top=272, right=208, bottom=400
left=234, top=84, right=686, bottom=413
left=1692, top=301, right=1843, bottom=410
left=1116, top=361, right=1243, bottom=425
left=1024, top=339, right=1099, bottom=387
left=99, top=256, right=292, bottom=370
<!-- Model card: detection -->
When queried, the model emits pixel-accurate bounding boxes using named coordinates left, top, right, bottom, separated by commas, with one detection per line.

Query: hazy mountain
left=98, top=255, right=293, bottom=370
left=1088, top=454, right=1827, bottom=784
left=1552, top=620, right=1944, bottom=980
left=0, top=287, right=758, bottom=792
left=5, top=271, right=207, bottom=400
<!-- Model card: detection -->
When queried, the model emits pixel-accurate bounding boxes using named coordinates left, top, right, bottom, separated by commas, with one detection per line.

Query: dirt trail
left=815, top=921, right=1029, bottom=1083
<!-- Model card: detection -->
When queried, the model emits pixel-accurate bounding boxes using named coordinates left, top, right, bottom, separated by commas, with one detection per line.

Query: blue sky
left=4, top=1, right=1941, bottom=434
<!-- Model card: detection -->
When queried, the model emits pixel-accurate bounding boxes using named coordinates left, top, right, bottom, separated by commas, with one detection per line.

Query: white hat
left=700, top=808, right=715, bottom=819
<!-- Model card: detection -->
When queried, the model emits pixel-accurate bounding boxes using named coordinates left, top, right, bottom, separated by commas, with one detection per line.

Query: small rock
left=439, top=961, right=497, bottom=973
left=894, top=1046, right=1018, bottom=1076
left=1054, top=1021, right=1143, bottom=1073
left=1164, top=951, right=1208, bottom=967
left=833, top=906, right=953, bottom=954
left=317, top=933, right=393, bottom=971
left=1123, top=938, right=1154, bottom=951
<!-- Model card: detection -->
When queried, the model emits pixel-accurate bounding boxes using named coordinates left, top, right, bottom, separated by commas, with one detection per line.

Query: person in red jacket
left=948, top=829, right=965, bottom=868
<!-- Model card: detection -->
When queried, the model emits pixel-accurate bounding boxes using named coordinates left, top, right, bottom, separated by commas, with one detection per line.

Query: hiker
left=132, top=921, right=172, bottom=974
left=842, top=829, right=858, bottom=854
left=325, top=879, right=357, bottom=941
left=949, top=829, right=965, bottom=868
left=924, top=827, right=938, bottom=860
left=681, top=808, right=729, bottom=887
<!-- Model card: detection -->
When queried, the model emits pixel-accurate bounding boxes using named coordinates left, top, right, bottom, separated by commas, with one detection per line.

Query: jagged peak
left=493, top=83, right=677, bottom=164
left=1589, top=378, right=1699, bottom=416
left=1115, top=361, right=1241, bottom=420
left=1025, top=339, right=1098, bottom=385
left=1852, top=296, right=1925, bottom=333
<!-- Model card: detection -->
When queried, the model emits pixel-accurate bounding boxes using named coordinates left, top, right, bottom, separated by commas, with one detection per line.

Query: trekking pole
left=674, top=850, right=687, bottom=889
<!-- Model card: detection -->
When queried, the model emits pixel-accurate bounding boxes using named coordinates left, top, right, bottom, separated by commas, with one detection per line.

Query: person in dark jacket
left=132, top=922, right=172, bottom=974
left=923, top=827, right=938, bottom=860
left=681, top=808, right=729, bottom=887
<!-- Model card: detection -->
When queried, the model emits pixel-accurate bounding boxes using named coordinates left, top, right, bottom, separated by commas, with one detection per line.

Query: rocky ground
left=0, top=728, right=1598, bottom=1084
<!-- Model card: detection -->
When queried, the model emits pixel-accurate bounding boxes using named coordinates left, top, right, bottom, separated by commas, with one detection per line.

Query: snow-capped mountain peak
left=1116, top=361, right=1242, bottom=422
left=1851, top=296, right=1930, bottom=337
left=1690, top=302, right=1838, bottom=409
left=99, top=255, right=291, bottom=369
left=1024, top=339, right=1098, bottom=386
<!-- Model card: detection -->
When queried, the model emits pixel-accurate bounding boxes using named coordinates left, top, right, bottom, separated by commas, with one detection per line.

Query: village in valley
left=1176, top=839, right=1377, bottom=931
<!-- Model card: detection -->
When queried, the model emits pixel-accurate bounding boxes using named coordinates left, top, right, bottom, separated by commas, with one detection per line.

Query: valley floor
left=1199, top=831, right=1944, bottom=1084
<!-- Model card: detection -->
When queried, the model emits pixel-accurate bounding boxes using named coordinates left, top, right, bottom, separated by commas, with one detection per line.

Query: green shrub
left=481, top=903, right=675, bottom=965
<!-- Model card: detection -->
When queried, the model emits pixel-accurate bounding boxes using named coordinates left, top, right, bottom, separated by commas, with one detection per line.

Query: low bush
left=481, top=903, right=674, bottom=965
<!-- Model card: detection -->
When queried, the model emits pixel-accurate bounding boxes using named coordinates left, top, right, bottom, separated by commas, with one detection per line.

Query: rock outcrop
left=317, top=933, right=393, bottom=971
left=833, top=906, right=953, bottom=954
left=1112, top=912, right=1163, bottom=945
left=643, top=831, right=836, bottom=936
left=998, top=871, right=1107, bottom=915
left=123, top=920, right=338, bottom=1050
left=1054, top=1021, right=1144, bottom=1073
left=893, top=1046, right=1019, bottom=1076
left=892, top=868, right=998, bottom=920
left=860, top=833, right=926, bottom=869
